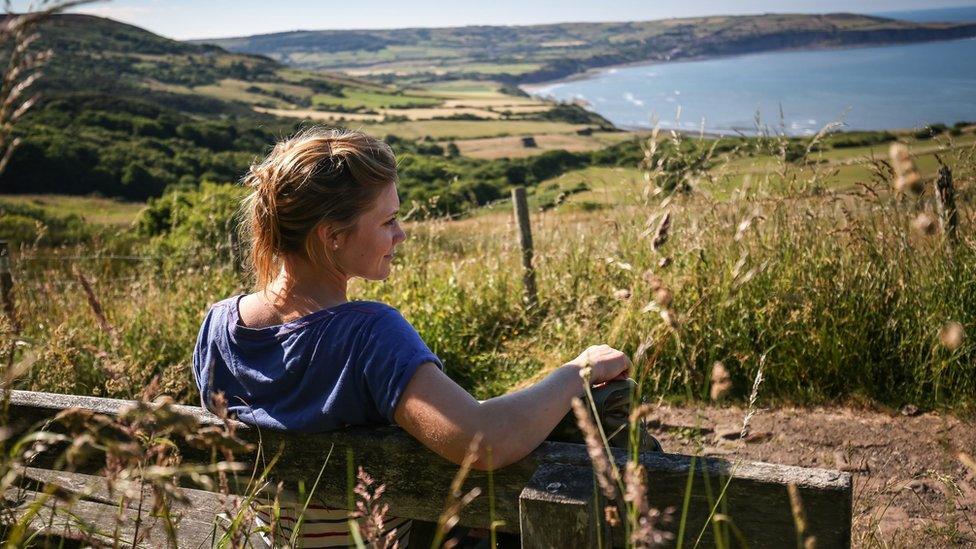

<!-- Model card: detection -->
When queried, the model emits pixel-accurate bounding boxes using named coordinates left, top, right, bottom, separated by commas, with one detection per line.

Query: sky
left=43, top=0, right=976, bottom=40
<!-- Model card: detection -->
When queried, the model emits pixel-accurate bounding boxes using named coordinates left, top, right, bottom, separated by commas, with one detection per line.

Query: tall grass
left=6, top=132, right=976, bottom=410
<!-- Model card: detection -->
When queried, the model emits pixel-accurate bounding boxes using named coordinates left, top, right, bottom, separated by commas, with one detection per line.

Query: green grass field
left=1, top=194, right=145, bottom=226
left=313, top=88, right=442, bottom=109
left=361, top=119, right=587, bottom=139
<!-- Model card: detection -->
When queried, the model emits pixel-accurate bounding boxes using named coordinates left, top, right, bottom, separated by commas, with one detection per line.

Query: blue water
left=522, top=37, right=976, bottom=135
left=876, top=5, right=976, bottom=23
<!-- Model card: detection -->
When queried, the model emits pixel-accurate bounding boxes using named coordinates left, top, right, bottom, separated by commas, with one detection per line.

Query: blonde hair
left=241, top=127, right=398, bottom=288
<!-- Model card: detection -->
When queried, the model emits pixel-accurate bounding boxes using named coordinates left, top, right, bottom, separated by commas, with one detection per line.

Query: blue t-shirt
left=192, top=295, right=442, bottom=432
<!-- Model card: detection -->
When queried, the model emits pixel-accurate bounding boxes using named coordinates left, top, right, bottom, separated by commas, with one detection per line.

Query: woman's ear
left=318, top=222, right=352, bottom=252
left=316, top=223, right=339, bottom=251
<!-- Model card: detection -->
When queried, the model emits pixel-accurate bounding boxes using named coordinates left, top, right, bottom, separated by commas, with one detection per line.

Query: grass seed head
left=710, top=361, right=732, bottom=401
left=659, top=309, right=679, bottom=330
left=642, top=270, right=664, bottom=291
left=571, top=397, right=618, bottom=500
left=651, top=211, right=672, bottom=251
left=912, top=213, right=937, bottom=236
left=889, top=142, right=924, bottom=195
left=653, top=287, right=673, bottom=309
left=939, top=321, right=965, bottom=351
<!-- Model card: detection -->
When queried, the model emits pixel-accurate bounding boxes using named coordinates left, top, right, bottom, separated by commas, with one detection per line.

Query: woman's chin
left=367, top=266, right=393, bottom=281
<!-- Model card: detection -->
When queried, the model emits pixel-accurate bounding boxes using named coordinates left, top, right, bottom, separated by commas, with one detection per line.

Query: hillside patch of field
left=360, top=120, right=587, bottom=140
left=253, top=106, right=382, bottom=122
left=312, top=88, right=441, bottom=109
left=193, top=78, right=297, bottom=108
left=413, top=80, right=513, bottom=98
left=440, top=97, right=542, bottom=108
left=449, top=132, right=634, bottom=159
left=1, top=195, right=145, bottom=226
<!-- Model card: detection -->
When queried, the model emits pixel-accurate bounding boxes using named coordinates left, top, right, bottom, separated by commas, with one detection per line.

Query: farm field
left=0, top=194, right=146, bottom=226
left=359, top=119, right=589, bottom=140
left=447, top=131, right=634, bottom=159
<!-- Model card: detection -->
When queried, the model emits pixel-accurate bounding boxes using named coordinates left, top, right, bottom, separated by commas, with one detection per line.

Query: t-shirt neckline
left=229, top=294, right=366, bottom=339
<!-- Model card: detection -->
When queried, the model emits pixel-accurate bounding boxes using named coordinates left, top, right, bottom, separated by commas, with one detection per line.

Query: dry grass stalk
left=787, top=484, right=817, bottom=549
left=71, top=265, right=116, bottom=341
left=624, top=461, right=674, bottom=548
left=650, top=211, right=672, bottom=251
left=0, top=0, right=93, bottom=174
left=432, top=434, right=483, bottom=548
left=571, top=396, right=618, bottom=500
left=740, top=354, right=766, bottom=438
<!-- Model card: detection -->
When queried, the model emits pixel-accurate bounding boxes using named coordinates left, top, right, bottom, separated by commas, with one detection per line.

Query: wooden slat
left=8, top=390, right=852, bottom=546
left=1, top=488, right=253, bottom=547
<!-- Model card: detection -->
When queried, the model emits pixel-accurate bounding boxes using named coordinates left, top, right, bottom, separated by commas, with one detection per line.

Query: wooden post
left=512, top=187, right=538, bottom=308
left=0, top=240, right=19, bottom=334
left=519, top=462, right=608, bottom=548
left=934, top=165, right=958, bottom=244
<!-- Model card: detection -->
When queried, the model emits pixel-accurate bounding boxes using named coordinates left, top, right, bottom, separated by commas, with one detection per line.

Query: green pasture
left=312, top=88, right=441, bottom=109
left=362, top=119, right=587, bottom=140
left=193, top=78, right=296, bottom=108
left=0, top=195, right=145, bottom=226
left=411, top=80, right=509, bottom=98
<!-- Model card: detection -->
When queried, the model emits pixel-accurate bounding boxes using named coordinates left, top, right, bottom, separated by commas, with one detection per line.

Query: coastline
left=519, top=34, right=976, bottom=93
left=520, top=36, right=976, bottom=137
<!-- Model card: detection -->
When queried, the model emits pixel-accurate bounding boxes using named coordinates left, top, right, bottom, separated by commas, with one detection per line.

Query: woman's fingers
left=573, top=344, right=631, bottom=384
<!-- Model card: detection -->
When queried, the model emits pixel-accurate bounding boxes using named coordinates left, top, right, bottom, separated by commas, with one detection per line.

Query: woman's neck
left=265, top=260, right=349, bottom=316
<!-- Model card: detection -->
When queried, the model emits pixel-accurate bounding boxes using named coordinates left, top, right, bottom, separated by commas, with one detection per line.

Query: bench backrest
left=8, top=390, right=852, bottom=547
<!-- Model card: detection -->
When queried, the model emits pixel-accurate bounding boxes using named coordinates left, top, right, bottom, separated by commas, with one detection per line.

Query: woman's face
left=333, top=182, right=405, bottom=281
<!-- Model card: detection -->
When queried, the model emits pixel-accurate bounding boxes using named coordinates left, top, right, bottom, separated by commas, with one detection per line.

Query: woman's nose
left=394, top=224, right=406, bottom=244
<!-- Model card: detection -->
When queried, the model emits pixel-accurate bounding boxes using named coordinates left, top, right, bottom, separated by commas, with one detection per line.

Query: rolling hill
left=198, top=13, right=976, bottom=84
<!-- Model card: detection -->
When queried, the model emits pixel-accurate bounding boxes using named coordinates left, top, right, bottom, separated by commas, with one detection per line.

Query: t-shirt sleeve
left=359, top=308, right=442, bottom=424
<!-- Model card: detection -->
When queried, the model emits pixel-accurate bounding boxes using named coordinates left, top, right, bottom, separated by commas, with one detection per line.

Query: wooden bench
left=5, top=390, right=853, bottom=547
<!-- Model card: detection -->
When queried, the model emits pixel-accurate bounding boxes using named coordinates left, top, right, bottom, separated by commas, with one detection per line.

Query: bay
left=522, top=37, right=976, bottom=136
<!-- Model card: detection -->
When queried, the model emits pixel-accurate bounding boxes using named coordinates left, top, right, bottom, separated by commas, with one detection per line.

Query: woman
left=192, top=127, right=630, bottom=545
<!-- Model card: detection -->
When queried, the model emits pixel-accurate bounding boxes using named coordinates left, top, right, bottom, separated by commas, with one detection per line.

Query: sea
left=521, top=6, right=976, bottom=135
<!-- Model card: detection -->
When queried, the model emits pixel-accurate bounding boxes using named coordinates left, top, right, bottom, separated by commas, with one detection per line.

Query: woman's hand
left=568, top=344, right=631, bottom=385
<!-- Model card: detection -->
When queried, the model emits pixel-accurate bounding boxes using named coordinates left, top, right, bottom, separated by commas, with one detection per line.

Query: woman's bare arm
left=392, top=345, right=629, bottom=471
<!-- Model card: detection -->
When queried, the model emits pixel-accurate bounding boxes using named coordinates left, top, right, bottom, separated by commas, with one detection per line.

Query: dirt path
left=647, top=405, right=976, bottom=547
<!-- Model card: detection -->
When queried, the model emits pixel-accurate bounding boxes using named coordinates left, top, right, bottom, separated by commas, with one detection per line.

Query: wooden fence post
left=0, top=240, right=19, bottom=334
left=512, top=187, right=538, bottom=308
left=519, top=462, right=608, bottom=548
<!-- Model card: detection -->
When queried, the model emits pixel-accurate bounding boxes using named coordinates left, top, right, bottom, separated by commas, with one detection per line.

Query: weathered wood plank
left=519, top=462, right=607, bottom=549
left=20, top=467, right=231, bottom=513
left=1, top=486, right=255, bottom=548
left=8, top=390, right=852, bottom=546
